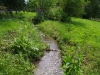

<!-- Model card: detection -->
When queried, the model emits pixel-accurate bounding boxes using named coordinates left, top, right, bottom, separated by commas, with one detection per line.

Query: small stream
left=35, top=30, right=63, bottom=75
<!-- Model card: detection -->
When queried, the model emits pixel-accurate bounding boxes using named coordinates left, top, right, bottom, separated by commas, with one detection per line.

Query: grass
left=0, top=51, right=34, bottom=75
left=38, top=18, right=100, bottom=75
left=0, top=19, right=20, bottom=37
left=1, top=11, right=100, bottom=75
left=0, top=12, right=46, bottom=75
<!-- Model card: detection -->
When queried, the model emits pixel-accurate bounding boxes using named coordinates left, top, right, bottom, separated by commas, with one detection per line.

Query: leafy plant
left=0, top=12, right=46, bottom=74
left=63, top=46, right=83, bottom=75
left=48, top=7, right=63, bottom=21
left=0, top=52, right=34, bottom=75
left=10, top=35, right=44, bottom=60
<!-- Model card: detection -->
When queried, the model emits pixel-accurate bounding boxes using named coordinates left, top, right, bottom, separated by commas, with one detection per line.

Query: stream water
left=35, top=31, right=63, bottom=75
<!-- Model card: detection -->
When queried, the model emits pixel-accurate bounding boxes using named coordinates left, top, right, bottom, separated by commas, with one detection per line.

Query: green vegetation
left=0, top=12, right=46, bottom=75
left=28, top=0, right=86, bottom=24
left=38, top=18, right=100, bottom=75
left=0, top=0, right=100, bottom=75
left=84, top=0, right=100, bottom=19
left=1, top=0, right=25, bottom=14
left=0, top=52, right=34, bottom=75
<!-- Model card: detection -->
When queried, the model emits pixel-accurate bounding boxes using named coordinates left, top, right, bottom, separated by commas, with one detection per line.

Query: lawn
left=38, top=18, right=100, bottom=75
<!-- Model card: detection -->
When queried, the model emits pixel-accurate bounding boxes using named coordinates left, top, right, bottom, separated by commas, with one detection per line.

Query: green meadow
left=0, top=12, right=100, bottom=75
left=0, top=12, right=46, bottom=75
left=38, top=18, right=100, bottom=75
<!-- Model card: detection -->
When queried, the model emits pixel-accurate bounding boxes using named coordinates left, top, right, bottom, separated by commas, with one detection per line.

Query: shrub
left=32, top=14, right=44, bottom=25
left=48, top=7, right=62, bottom=21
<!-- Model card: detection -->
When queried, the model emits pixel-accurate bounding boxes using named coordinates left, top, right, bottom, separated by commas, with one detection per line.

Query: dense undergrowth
left=0, top=12, right=46, bottom=75
left=38, top=18, right=100, bottom=75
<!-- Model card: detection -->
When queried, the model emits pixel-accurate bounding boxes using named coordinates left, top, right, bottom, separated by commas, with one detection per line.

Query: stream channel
left=35, top=27, right=63, bottom=75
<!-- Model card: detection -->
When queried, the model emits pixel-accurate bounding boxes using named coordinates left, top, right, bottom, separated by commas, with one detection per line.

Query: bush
left=48, top=7, right=62, bottom=21
left=60, top=0, right=86, bottom=22
left=32, top=14, right=44, bottom=25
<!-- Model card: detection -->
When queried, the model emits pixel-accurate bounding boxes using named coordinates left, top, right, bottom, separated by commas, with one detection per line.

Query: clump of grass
left=38, top=18, right=100, bottom=75
left=0, top=18, right=21, bottom=38
left=0, top=51, right=34, bottom=75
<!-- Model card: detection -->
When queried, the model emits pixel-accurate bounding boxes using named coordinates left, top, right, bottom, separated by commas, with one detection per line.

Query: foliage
left=0, top=52, right=34, bottom=75
left=27, top=0, right=86, bottom=22
left=26, top=0, right=37, bottom=12
left=1, top=0, right=25, bottom=14
left=0, top=12, right=46, bottom=74
left=28, top=0, right=55, bottom=24
left=60, top=0, right=86, bottom=21
left=63, top=46, right=83, bottom=75
left=10, top=23, right=45, bottom=60
left=27, top=0, right=53, bottom=13
left=38, top=18, right=100, bottom=75
left=0, top=0, right=3, bottom=5
left=84, top=0, right=100, bottom=19
left=10, top=36, right=44, bottom=60
left=48, top=6, right=63, bottom=21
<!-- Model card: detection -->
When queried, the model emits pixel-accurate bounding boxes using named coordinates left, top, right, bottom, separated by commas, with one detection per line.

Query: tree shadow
left=69, top=21, right=85, bottom=27
left=58, top=19, right=86, bottom=28
left=90, top=18, right=100, bottom=22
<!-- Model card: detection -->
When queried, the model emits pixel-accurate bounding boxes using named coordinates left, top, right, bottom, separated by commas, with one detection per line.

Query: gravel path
left=35, top=33, right=63, bottom=75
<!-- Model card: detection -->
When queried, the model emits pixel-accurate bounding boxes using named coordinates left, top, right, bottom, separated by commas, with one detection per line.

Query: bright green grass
left=38, top=18, right=100, bottom=75
left=0, top=12, right=45, bottom=75
left=0, top=11, right=36, bottom=37
left=0, top=51, right=34, bottom=75
left=0, top=19, right=21, bottom=37
left=13, top=12, right=36, bottom=20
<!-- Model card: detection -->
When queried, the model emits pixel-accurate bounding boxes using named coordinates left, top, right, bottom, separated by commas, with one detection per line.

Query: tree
left=0, top=0, right=3, bottom=6
left=60, top=0, right=86, bottom=21
left=28, top=0, right=86, bottom=23
left=31, top=0, right=53, bottom=24
left=26, top=0, right=37, bottom=12
left=84, top=0, right=100, bottom=18
left=2, top=0, right=25, bottom=14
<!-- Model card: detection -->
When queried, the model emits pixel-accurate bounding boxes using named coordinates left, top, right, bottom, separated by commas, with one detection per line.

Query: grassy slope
left=38, top=18, right=100, bottom=75
left=0, top=12, right=36, bottom=37
left=0, top=12, right=45, bottom=75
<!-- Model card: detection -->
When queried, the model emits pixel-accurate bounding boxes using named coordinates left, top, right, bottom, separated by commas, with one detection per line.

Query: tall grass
left=0, top=52, right=34, bottom=75
left=0, top=19, right=20, bottom=38
left=0, top=12, right=46, bottom=74
left=38, top=18, right=100, bottom=75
